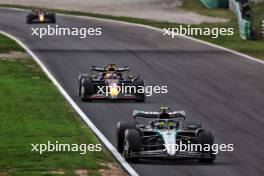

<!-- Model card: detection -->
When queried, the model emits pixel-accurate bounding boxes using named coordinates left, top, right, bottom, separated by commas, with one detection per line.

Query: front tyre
left=116, top=121, right=135, bottom=153
left=123, top=129, right=141, bottom=162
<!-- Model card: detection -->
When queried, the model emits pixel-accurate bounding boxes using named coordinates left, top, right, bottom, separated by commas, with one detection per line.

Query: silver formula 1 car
left=116, top=107, right=216, bottom=163
left=26, top=9, right=56, bottom=24
left=78, top=64, right=145, bottom=101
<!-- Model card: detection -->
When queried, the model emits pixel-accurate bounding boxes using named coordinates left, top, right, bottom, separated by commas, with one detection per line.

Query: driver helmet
left=167, top=121, right=177, bottom=129
left=158, top=121, right=166, bottom=129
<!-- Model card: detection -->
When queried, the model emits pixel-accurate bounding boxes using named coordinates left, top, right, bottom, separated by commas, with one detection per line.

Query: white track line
left=0, top=31, right=139, bottom=176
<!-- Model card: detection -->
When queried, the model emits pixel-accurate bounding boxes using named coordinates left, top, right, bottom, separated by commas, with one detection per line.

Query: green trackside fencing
left=200, top=0, right=228, bottom=8
left=231, top=0, right=253, bottom=40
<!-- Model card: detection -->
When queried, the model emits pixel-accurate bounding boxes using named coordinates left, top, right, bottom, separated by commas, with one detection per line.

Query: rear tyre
left=52, top=18, right=56, bottom=23
left=78, top=78, right=83, bottom=97
left=50, top=14, right=56, bottom=23
left=26, top=15, right=33, bottom=24
left=80, top=78, right=94, bottom=101
left=197, top=129, right=215, bottom=163
left=78, top=75, right=88, bottom=97
left=116, top=121, right=135, bottom=153
left=133, top=79, right=145, bottom=102
left=123, top=129, right=141, bottom=162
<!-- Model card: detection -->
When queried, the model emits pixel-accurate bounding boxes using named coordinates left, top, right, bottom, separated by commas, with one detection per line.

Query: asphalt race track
left=1, top=8, right=264, bottom=176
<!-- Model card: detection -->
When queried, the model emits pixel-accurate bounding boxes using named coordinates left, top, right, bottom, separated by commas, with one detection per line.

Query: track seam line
left=0, top=31, right=139, bottom=176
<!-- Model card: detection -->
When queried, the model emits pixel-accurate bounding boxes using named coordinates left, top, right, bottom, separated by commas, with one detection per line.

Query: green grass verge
left=0, top=34, right=24, bottom=53
left=0, top=3, right=263, bottom=60
left=0, top=34, right=114, bottom=176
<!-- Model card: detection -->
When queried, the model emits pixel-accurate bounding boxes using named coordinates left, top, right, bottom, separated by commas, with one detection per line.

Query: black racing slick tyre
left=123, top=129, right=141, bottom=162
left=116, top=121, right=135, bottom=153
left=133, top=79, right=145, bottom=102
left=80, top=78, right=94, bottom=101
left=78, top=78, right=83, bottom=97
left=49, top=13, right=56, bottom=23
left=78, top=75, right=90, bottom=96
left=197, top=129, right=215, bottom=163
left=78, top=76, right=85, bottom=97
left=26, top=17, right=30, bottom=24
left=51, top=17, right=56, bottom=23
left=26, top=15, right=33, bottom=24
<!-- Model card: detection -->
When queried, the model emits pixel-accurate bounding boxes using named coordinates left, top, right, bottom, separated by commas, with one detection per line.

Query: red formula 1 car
left=26, top=9, right=56, bottom=24
left=78, top=64, right=145, bottom=102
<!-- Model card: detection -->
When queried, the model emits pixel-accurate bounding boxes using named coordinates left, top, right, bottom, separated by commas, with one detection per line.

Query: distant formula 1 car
left=78, top=64, right=145, bottom=101
left=26, top=9, right=56, bottom=24
left=116, top=107, right=216, bottom=163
